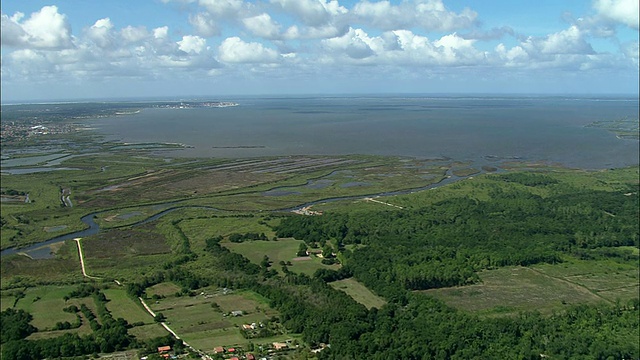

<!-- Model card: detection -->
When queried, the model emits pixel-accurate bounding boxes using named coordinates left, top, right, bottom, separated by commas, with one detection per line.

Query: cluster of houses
left=211, top=341, right=294, bottom=360
left=213, top=346, right=257, bottom=360
left=140, top=345, right=176, bottom=360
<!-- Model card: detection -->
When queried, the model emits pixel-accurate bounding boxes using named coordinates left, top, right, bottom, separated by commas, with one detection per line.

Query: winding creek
left=1, top=168, right=485, bottom=259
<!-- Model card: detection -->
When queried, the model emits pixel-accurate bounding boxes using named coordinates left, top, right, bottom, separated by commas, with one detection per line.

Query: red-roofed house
left=227, top=347, right=236, bottom=353
left=157, top=346, right=171, bottom=353
left=246, top=354, right=256, bottom=360
left=273, top=342, right=288, bottom=350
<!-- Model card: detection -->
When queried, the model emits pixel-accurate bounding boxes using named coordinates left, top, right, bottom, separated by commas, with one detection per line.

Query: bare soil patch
left=82, top=229, right=170, bottom=258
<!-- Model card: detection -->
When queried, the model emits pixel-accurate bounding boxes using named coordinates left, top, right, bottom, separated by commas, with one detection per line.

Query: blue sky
left=1, top=0, right=638, bottom=102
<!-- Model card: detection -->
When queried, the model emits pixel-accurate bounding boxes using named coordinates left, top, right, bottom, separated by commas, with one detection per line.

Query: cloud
left=154, top=26, right=170, bottom=39
left=2, top=6, right=73, bottom=49
left=121, top=26, right=150, bottom=44
left=593, top=0, right=639, bottom=29
left=86, top=18, right=115, bottom=49
left=1, top=1, right=637, bottom=99
left=621, top=41, right=639, bottom=67
left=1, top=12, right=29, bottom=47
left=319, top=28, right=487, bottom=66
left=198, top=0, right=244, bottom=17
left=178, top=35, right=207, bottom=53
left=494, top=26, right=601, bottom=70
left=189, top=12, right=219, bottom=37
left=351, top=0, right=477, bottom=32
left=527, top=26, right=595, bottom=55
left=322, top=27, right=375, bottom=59
left=217, top=36, right=280, bottom=63
left=270, top=0, right=347, bottom=27
left=390, top=30, right=485, bottom=66
left=243, top=13, right=282, bottom=39
left=283, top=23, right=349, bottom=39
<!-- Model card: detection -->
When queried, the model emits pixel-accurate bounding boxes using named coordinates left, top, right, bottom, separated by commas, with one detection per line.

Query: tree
left=154, top=313, right=166, bottom=323
left=261, top=255, right=271, bottom=268
left=297, top=242, right=308, bottom=257
left=1, top=308, right=37, bottom=343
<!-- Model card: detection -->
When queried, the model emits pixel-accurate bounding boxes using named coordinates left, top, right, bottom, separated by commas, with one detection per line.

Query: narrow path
left=74, top=238, right=100, bottom=280
left=363, top=197, right=404, bottom=209
left=138, top=297, right=211, bottom=360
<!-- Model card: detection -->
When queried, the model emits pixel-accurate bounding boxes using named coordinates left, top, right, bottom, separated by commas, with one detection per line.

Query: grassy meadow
left=149, top=287, right=285, bottom=351
left=329, top=278, right=387, bottom=309
left=423, top=256, right=639, bottom=316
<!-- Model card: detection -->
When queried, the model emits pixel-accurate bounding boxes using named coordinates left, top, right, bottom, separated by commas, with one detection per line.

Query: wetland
left=1, top=95, right=638, bottom=360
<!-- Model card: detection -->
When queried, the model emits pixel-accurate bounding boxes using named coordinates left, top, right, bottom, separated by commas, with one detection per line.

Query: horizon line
left=3, top=92, right=639, bottom=106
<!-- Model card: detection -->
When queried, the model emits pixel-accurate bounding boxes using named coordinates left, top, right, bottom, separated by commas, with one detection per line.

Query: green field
left=149, top=288, right=283, bottom=352
left=224, top=238, right=340, bottom=275
left=103, top=288, right=153, bottom=324
left=147, top=282, right=182, bottom=297
left=532, top=257, right=639, bottom=303
left=2, top=122, right=638, bottom=360
left=0, top=285, right=99, bottom=339
left=422, top=261, right=636, bottom=316
left=329, top=278, right=386, bottom=309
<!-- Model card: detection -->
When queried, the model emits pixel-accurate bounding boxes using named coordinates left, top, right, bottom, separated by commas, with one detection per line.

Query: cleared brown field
left=82, top=229, right=171, bottom=258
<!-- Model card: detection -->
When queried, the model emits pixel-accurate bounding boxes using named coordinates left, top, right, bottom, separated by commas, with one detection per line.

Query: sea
left=88, top=95, right=639, bottom=169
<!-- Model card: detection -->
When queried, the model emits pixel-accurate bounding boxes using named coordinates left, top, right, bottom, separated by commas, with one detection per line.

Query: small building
left=231, top=310, right=244, bottom=317
left=227, top=348, right=236, bottom=353
left=246, top=354, right=256, bottom=360
left=273, top=342, right=288, bottom=351
left=213, top=346, right=224, bottom=354
left=157, top=345, right=171, bottom=353
left=242, top=324, right=253, bottom=330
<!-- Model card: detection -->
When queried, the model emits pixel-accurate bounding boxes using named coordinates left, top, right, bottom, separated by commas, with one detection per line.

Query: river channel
left=0, top=168, right=478, bottom=259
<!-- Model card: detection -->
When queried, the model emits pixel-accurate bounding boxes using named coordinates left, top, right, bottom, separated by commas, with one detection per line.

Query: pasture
left=1, top=285, right=98, bottom=339
left=532, top=257, right=639, bottom=303
left=103, top=288, right=153, bottom=324
left=423, top=255, right=639, bottom=317
left=329, top=278, right=386, bottom=309
left=224, top=238, right=340, bottom=275
left=149, top=288, right=282, bottom=352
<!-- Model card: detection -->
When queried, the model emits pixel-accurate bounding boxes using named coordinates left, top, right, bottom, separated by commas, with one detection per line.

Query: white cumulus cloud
left=593, top=0, right=639, bottom=29
left=322, top=27, right=376, bottom=59
left=2, top=5, right=74, bottom=49
left=218, top=36, right=279, bottom=63
left=120, top=26, right=149, bottom=44
left=352, top=0, right=477, bottom=32
left=243, top=13, right=282, bottom=39
left=199, top=0, right=244, bottom=17
left=189, top=12, right=219, bottom=37
left=271, top=0, right=347, bottom=27
left=178, top=35, right=207, bottom=53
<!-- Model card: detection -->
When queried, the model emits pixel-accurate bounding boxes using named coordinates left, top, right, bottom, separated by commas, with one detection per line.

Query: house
left=157, top=346, right=171, bottom=353
left=213, top=346, right=224, bottom=354
left=273, top=342, right=288, bottom=350
left=227, top=348, right=236, bottom=353
left=306, top=249, right=323, bottom=256
left=242, top=324, right=253, bottom=330
left=246, top=354, right=256, bottom=360
left=230, top=357, right=239, bottom=360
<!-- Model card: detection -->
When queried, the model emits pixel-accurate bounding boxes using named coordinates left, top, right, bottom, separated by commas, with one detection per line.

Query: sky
left=1, top=0, right=638, bottom=102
